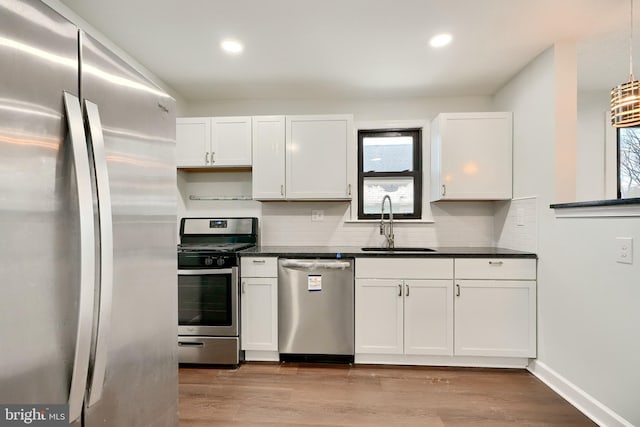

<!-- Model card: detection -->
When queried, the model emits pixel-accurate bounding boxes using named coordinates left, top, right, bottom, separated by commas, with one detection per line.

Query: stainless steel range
left=177, top=217, right=258, bottom=365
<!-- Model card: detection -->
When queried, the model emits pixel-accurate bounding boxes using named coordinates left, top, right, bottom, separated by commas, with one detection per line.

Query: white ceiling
left=58, top=0, right=631, bottom=101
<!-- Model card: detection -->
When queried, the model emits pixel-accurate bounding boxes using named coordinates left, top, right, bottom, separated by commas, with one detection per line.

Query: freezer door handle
left=63, top=92, right=96, bottom=423
left=84, top=100, right=114, bottom=408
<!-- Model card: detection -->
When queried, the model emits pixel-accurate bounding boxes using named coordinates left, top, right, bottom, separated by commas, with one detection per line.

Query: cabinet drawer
left=241, top=257, right=278, bottom=277
left=356, top=258, right=453, bottom=279
left=454, top=258, right=536, bottom=280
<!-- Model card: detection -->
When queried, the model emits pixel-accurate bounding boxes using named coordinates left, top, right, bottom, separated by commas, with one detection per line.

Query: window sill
left=551, top=198, right=640, bottom=218
left=344, top=218, right=435, bottom=224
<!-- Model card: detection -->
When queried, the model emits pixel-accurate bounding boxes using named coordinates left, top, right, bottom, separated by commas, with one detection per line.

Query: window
left=617, top=127, right=640, bottom=198
left=357, top=129, right=422, bottom=219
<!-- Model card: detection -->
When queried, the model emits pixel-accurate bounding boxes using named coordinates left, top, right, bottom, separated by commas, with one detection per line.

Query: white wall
left=494, top=45, right=640, bottom=427
left=577, top=89, right=609, bottom=201
left=185, top=96, right=492, bottom=120
left=179, top=95, right=501, bottom=247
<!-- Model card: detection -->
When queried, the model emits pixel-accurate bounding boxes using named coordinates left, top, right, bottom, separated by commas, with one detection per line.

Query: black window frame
left=357, top=128, right=422, bottom=220
left=616, top=126, right=640, bottom=199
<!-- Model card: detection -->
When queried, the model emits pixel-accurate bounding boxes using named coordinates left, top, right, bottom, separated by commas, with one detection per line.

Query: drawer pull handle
left=489, top=261, right=504, bottom=266
left=252, top=260, right=266, bottom=264
left=405, top=284, right=410, bottom=296
left=398, top=284, right=402, bottom=297
left=178, top=342, right=204, bottom=347
left=456, top=284, right=460, bottom=297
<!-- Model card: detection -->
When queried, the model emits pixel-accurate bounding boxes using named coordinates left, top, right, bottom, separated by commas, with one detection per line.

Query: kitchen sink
left=361, top=247, right=436, bottom=252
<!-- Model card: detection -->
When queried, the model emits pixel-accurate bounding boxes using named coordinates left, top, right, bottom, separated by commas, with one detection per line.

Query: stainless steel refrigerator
left=0, top=0, right=178, bottom=425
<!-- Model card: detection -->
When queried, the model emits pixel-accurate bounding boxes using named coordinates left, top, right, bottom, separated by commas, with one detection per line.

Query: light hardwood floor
left=179, top=363, right=596, bottom=426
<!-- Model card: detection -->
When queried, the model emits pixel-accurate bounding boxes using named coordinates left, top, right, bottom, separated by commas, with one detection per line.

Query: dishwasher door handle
left=280, top=260, right=352, bottom=270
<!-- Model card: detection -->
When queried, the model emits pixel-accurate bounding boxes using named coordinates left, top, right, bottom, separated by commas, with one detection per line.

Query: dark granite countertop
left=550, top=197, right=640, bottom=209
left=239, top=246, right=537, bottom=259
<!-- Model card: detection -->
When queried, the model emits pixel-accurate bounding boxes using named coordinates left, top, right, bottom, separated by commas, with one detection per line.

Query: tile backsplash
left=494, top=197, right=538, bottom=253
left=259, top=201, right=496, bottom=247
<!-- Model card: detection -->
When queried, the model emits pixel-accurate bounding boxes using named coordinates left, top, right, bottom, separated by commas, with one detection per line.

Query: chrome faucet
left=380, top=195, right=394, bottom=249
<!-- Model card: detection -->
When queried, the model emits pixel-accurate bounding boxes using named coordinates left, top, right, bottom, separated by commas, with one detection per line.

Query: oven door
left=177, top=267, right=238, bottom=336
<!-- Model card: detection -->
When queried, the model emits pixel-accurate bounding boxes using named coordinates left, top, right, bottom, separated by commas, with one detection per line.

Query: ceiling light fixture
left=429, top=33, right=452, bottom=48
left=611, top=0, right=640, bottom=127
left=221, top=39, right=243, bottom=54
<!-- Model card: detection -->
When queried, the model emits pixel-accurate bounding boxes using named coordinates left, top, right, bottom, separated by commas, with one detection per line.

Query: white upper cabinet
left=176, top=117, right=210, bottom=167
left=175, top=116, right=252, bottom=168
left=285, top=115, right=353, bottom=199
left=252, top=116, right=286, bottom=200
left=211, top=116, right=252, bottom=166
left=431, top=112, right=512, bottom=201
left=252, top=114, right=354, bottom=200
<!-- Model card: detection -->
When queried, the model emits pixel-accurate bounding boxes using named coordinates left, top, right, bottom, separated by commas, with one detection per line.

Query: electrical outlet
left=311, top=210, right=324, bottom=222
left=616, top=237, right=633, bottom=264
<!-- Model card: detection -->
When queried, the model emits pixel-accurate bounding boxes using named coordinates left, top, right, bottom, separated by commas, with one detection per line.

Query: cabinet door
left=176, top=117, right=210, bottom=167
left=240, top=277, right=277, bottom=351
left=286, top=115, right=352, bottom=199
left=454, top=280, right=536, bottom=357
left=211, top=116, right=252, bottom=166
left=355, top=279, right=403, bottom=354
left=431, top=112, right=512, bottom=200
left=252, top=116, right=286, bottom=199
left=403, top=280, right=453, bottom=356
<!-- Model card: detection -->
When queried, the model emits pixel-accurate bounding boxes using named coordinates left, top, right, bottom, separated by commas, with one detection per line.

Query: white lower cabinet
left=454, top=258, right=537, bottom=358
left=240, top=257, right=278, bottom=361
left=404, top=280, right=453, bottom=355
left=355, top=259, right=454, bottom=358
left=354, top=257, right=537, bottom=367
left=454, top=280, right=536, bottom=357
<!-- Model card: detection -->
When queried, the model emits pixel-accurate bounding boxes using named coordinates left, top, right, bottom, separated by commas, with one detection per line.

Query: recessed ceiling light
left=429, top=33, right=452, bottom=48
left=221, top=39, right=243, bottom=54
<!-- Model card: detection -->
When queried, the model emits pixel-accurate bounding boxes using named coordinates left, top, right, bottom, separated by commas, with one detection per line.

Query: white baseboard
left=355, top=354, right=529, bottom=368
left=243, top=350, right=279, bottom=362
left=527, top=360, right=633, bottom=427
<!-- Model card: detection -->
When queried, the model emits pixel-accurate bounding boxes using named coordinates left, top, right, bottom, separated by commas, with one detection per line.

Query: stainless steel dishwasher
left=278, top=258, right=354, bottom=362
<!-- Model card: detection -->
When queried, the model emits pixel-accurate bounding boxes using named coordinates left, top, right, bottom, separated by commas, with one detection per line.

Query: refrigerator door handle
left=84, top=100, right=114, bottom=407
left=63, top=92, right=96, bottom=424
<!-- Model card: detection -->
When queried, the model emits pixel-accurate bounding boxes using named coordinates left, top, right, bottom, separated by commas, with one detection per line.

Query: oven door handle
left=178, top=268, right=235, bottom=275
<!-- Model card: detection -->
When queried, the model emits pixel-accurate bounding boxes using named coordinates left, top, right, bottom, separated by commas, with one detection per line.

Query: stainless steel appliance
left=278, top=258, right=355, bottom=362
left=177, top=217, right=258, bottom=365
left=0, top=1, right=177, bottom=425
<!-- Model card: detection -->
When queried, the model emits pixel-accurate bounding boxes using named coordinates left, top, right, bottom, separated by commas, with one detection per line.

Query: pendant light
left=612, top=0, right=640, bottom=127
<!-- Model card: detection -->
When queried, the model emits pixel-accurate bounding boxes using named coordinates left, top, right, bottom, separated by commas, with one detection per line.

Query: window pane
left=619, top=128, right=640, bottom=198
left=363, top=177, right=414, bottom=215
left=362, top=136, right=413, bottom=172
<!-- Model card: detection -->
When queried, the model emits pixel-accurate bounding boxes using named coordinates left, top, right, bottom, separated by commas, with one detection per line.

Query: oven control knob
left=204, top=257, right=214, bottom=266
left=216, top=257, right=225, bottom=266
